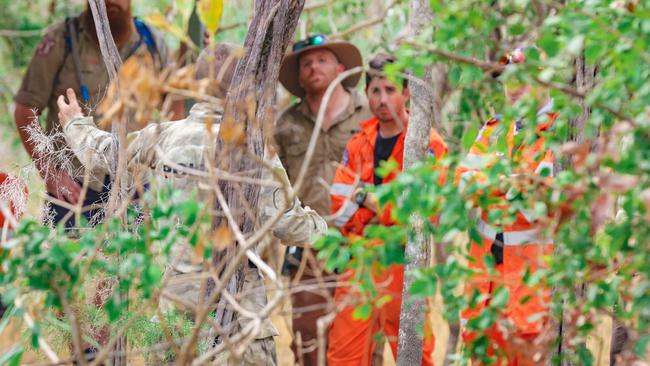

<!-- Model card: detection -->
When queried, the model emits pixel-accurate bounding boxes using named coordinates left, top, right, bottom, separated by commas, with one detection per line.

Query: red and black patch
left=36, top=36, right=55, bottom=56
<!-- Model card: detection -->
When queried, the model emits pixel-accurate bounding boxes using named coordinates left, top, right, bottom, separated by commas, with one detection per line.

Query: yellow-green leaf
left=145, top=11, right=195, bottom=48
left=197, top=0, right=224, bottom=35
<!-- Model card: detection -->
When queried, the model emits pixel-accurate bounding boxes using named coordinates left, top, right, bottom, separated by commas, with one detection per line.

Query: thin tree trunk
left=210, top=0, right=305, bottom=331
left=396, top=1, right=439, bottom=364
left=551, top=53, right=597, bottom=366
left=87, top=3, right=127, bottom=365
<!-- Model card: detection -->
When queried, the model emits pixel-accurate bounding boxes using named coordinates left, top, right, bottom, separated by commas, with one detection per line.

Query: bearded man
left=13, top=0, right=183, bottom=228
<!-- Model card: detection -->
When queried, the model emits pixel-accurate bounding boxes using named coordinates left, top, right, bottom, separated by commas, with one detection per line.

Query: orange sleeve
left=428, top=128, right=449, bottom=184
left=330, top=138, right=376, bottom=236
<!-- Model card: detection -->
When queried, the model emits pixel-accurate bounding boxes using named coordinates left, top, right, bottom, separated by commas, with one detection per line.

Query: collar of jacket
left=187, top=102, right=224, bottom=123
left=358, top=114, right=409, bottom=146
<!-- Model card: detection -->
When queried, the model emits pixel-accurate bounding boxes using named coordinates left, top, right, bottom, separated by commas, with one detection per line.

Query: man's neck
left=377, top=110, right=408, bottom=138
left=304, top=85, right=351, bottom=131
left=83, top=10, right=135, bottom=49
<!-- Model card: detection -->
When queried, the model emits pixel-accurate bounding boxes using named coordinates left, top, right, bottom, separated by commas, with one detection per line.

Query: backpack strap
left=124, top=18, right=159, bottom=63
left=65, top=17, right=90, bottom=103
left=54, top=16, right=90, bottom=103
left=133, top=17, right=158, bottom=57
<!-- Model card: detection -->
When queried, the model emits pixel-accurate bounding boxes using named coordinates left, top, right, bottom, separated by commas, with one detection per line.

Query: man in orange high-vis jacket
left=455, top=47, right=557, bottom=365
left=327, top=54, right=447, bottom=366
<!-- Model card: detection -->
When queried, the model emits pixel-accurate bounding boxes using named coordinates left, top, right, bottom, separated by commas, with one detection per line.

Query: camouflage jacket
left=62, top=103, right=327, bottom=258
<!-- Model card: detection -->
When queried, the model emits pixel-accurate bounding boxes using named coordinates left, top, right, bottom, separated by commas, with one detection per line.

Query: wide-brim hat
left=279, top=40, right=363, bottom=98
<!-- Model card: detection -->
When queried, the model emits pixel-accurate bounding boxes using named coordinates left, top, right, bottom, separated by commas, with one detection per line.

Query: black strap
left=491, top=232, right=504, bottom=265
left=50, top=16, right=78, bottom=97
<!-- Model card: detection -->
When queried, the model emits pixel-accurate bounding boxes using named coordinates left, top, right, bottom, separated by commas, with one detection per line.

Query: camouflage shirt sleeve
left=62, top=115, right=157, bottom=175
left=259, top=151, right=328, bottom=246
left=14, top=23, right=66, bottom=110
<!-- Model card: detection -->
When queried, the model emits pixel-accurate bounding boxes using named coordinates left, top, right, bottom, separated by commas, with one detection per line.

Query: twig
left=406, top=40, right=636, bottom=124
left=55, top=287, right=87, bottom=366
left=304, top=0, right=329, bottom=12
left=329, top=0, right=403, bottom=39
left=15, top=297, right=60, bottom=363
left=0, top=29, right=42, bottom=37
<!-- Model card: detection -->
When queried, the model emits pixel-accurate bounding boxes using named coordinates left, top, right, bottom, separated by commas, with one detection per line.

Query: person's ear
left=336, top=63, right=345, bottom=73
left=402, top=85, right=410, bottom=99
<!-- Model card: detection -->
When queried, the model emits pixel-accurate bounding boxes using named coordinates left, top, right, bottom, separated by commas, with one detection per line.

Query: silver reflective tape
left=460, top=153, right=491, bottom=169
left=476, top=219, right=552, bottom=246
left=534, top=161, right=554, bottom=176
left=458, top=170, right=477, bottom=192
left=334, top=202, right=359, bottom=228
left=330, top=183, right=356, bottom=197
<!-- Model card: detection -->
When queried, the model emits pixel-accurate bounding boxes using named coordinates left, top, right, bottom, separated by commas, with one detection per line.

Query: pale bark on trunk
left=210, top=0, right=305, bottom=330
left=550, top=53, right=597, bottom=366
left=396, top=1, right=444, bottom=364
left=87, top=2, right=127, bottom=365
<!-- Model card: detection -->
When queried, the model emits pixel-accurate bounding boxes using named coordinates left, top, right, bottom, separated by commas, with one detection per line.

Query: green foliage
left=315, top=0, right=650, bottom=363
left=0, top=187, right=212, bottom=356
left=1, top=0, right=649, bottom=363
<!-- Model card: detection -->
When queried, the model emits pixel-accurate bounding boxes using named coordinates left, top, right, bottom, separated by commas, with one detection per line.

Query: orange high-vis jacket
left=455, top=111, right=557, bottom=334
left=331, top=116, right=447, bottom=236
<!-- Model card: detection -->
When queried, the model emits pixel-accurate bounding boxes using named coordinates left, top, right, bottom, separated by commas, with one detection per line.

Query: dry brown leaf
left=598, top=172, right=639, bottom=193
left=561, top=141, right=590, bottom=169
left=213, top=223, right=234, bottom=251
left=591, top=192, right=614, bottom=235
left=219, top=115, right=245, bottom=145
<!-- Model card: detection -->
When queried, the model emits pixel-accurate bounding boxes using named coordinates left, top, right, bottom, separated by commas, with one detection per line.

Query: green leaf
left=635, top=334, right=650, bottom=357
left=30, top=322, right=40, bottom=348
left=197, top=0, right=224, bottom=35
left=467, top=308, right=496, bottom=331
left=490, top=286, right=509, bottom=308
left=410, top=277, right=437, bottom=297
left=463, top=125, right=479, bottom=151
left=0, top=345, right=24, bottom=366
left=352, top=303, right=372, bottom=320
left=496, top=134, right=509, bottom=156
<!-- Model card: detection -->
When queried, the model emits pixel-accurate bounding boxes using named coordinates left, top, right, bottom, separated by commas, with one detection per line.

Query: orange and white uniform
left=327, top=116, right=447, bottom=366
left=455, top=108, right=557, bottom=366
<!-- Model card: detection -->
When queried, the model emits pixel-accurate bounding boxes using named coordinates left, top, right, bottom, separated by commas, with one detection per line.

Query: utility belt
left=475, top=219, right=553, bottom=265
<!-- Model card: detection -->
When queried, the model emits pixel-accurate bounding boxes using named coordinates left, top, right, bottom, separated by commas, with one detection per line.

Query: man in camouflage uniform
left=275, top=34, right=371, bottom=364
left=56, top=43, right=328, bottom=365
left=14, top=0, right=182, bottom=228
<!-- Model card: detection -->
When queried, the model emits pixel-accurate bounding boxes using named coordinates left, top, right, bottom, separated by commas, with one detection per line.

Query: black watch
left=354, top=190, right=367, bottom=207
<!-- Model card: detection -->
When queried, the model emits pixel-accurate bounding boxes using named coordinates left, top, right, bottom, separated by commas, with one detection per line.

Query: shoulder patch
left=36, top=35, right=55, bottom=56
left=341, top=148, right=350, bottom=167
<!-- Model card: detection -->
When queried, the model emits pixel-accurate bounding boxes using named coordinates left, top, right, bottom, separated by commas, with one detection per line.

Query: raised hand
left=56, top=88, right=83, bottom=128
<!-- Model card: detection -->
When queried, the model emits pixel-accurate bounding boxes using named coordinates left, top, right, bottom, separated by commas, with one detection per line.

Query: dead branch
left=329, top=0, right=403, bottom=39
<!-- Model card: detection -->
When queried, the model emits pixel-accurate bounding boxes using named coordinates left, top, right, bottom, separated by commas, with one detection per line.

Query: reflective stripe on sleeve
left=460, top=153, right=492, bottom=169
left=534, top=161, right=554, bottom=176
left=476, top=219, right=553, bottom=246
left=330, top=183, right=356, bottom=197
left=458, top=170, right=477, bottom=192
left=334, top=201, right=359, bottom=228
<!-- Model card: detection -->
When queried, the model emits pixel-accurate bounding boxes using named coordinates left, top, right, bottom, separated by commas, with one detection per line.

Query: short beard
left=84, top=5, right=133, bottom=47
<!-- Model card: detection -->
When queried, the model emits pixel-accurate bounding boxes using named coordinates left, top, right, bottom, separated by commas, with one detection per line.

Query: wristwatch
left=354, top=190, right=368, bottom=207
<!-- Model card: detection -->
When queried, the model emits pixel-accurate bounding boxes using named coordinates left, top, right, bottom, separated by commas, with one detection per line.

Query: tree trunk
left=87, top=2, right=128, bottom=365
left=210, top=0, right=305, bottom=330
left=551, top=53, right=597, bottom=366
left=396, top=1, right=440, bottom=364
